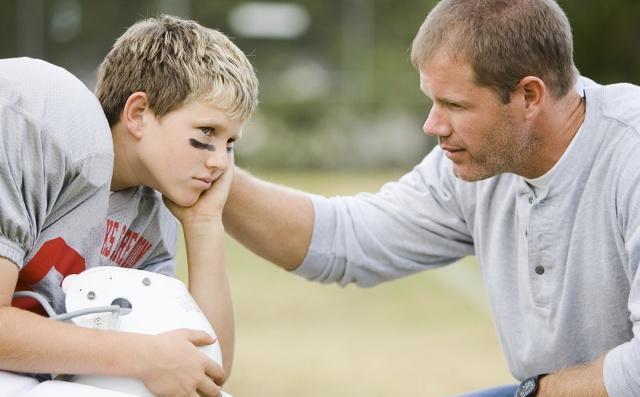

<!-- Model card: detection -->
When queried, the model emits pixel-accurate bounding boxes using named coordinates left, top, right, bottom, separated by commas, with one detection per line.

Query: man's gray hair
left=411, top=0, right=578, bottom=103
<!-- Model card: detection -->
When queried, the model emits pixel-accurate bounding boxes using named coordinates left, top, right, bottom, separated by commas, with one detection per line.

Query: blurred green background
left=177, top=170, right=514, bottom=396
left=2, top=0, right=638, bottom=395
left=2, top=0, right=639, bottom=170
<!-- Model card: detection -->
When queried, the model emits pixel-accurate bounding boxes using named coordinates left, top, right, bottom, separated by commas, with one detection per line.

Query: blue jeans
left=455, top=384, right=518, bottom=397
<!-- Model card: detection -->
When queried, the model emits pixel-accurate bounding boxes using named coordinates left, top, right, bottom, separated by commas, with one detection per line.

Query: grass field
left=176, top=170, right=515, bottom=396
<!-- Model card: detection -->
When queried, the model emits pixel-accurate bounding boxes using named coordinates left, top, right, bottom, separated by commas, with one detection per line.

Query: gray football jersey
left=101, top=186, right=178, bottom=277
left=0, top=58, right=113, bottom=314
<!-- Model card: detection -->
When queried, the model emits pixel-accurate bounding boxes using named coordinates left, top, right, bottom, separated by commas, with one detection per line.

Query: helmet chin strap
left=13, top=290, right=123, bottom=321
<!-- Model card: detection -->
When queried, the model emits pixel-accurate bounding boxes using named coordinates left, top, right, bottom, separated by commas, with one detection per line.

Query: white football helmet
left=54, top=266, right=230, bottom=397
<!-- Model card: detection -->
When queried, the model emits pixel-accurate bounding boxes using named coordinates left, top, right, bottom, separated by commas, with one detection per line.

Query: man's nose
left=423, top=105, right=451, bottom=138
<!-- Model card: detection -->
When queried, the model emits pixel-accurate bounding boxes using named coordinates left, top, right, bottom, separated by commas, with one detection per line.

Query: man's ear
left=122, top=92, right=150, bottom=139
left=517, top=76, right=546, bottom=121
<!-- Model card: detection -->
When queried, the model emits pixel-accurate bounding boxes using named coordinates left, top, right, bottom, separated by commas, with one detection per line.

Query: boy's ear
left=122, top=92, right=150, bottom=139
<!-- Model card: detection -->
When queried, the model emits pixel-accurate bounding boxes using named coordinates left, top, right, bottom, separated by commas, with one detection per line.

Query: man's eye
left=200, top=127, right=214, bottom=136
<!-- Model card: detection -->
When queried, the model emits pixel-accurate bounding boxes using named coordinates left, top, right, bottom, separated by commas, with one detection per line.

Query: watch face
left=517, top=377, right=537, bottom=397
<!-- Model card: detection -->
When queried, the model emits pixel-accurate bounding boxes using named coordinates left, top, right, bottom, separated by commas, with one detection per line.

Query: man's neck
left=522, top=91, right=586, bottom=179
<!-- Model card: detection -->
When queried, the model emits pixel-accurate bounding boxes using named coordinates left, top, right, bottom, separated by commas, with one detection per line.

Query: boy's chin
left=166, top=192, right=200, bottom=208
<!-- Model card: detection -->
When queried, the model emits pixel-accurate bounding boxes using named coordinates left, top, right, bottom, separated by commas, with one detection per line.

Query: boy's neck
left=110, top=123, right=142, bottom=192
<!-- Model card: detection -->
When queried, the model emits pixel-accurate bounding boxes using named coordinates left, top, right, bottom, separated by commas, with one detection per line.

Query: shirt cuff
left=0, top=236, right=25, bottom=268
left=292, top=193, right=334, bottom=280
left=604, top=340, right=640, bottom=397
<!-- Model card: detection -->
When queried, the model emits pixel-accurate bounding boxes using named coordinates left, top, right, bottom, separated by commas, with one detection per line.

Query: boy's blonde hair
left=96, top=15, right=258, bottom=126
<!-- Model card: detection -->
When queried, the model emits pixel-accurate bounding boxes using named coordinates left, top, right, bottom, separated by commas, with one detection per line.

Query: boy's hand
left=139, top=329, right=224, bottom=397
left=164, top=156, right=235, bottom=226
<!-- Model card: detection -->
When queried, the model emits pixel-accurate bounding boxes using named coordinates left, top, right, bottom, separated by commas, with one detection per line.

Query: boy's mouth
left=193, top=176, right=213, bottom=187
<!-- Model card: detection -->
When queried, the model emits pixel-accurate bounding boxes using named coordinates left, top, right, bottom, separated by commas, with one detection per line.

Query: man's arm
left=0, top=257, right=223, bottom=397
left=222, top=167, right=314, bottom=271
left=225, top=152, right=476, bottom=288
left=537, top=354, right=608, bottom=397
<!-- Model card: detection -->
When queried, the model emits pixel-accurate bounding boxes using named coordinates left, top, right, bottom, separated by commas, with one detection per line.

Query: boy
left=96, top=14, right=257, bottom=394
left=3, top=16, right=258, bottom=397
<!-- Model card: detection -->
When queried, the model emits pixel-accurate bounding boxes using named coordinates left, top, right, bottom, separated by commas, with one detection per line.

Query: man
left=223, top=1, right=640, bottom=396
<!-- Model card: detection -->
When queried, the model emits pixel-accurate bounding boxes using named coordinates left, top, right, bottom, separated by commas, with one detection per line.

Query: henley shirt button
left=535, top=265, right=545, bottom=275
left=525, top=229, right=528, bottom=237
left=528, top=196, right=534, bottom=204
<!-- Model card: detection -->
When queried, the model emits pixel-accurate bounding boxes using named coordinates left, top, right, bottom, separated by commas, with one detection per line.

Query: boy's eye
left=200, top=127, right=214, bottom=137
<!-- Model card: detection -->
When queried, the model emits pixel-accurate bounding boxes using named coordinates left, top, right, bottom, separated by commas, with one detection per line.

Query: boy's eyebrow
left=196, top=118, right=224, bottom=127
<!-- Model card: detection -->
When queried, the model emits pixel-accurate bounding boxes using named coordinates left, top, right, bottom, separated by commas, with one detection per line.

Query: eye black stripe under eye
left=189, top=138, right=215, bottom=151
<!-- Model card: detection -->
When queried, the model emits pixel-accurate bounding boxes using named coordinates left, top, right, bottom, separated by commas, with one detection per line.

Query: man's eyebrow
left=421, top=88, right=459, bottom=104
left=434, top=96, right=468, bottom=106
left=435, top=97, right=455, bottom=104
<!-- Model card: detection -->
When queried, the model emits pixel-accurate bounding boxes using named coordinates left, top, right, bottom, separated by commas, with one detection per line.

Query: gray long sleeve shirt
left=295, top=79, right=640, bottom=396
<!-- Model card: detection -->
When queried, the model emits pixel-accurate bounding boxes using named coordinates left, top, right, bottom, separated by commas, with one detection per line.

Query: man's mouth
left=440, top=145, right=463, bottom=152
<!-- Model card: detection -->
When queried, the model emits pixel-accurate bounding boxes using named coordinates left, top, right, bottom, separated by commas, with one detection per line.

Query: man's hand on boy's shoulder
left=163, top=158, right=235, bottom=227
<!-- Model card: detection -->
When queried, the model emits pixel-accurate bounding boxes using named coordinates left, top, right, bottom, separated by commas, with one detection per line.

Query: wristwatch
left=514, top=374, right=545, bottom=397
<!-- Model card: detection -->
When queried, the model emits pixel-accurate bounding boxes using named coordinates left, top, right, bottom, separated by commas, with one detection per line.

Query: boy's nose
left=205, top=149, right=229, bottom=171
